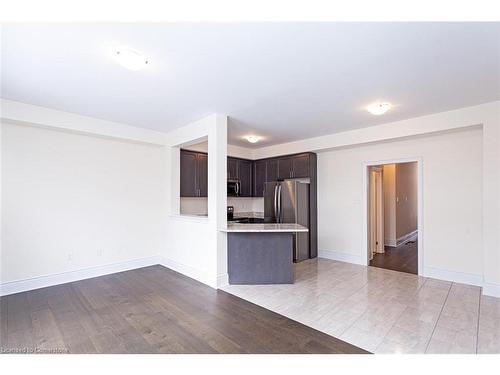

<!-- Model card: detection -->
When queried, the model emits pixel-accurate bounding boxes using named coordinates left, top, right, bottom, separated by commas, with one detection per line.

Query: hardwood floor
left=370, top=240, right=418, bottom=274
left=0, top=265, right=367, bottom=354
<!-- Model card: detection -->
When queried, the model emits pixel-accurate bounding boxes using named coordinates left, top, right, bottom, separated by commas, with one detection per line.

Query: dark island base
left=228, top=232, right=294, bottom=284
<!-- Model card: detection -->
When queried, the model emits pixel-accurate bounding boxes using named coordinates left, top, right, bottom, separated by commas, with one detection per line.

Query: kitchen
left=180, top=142, right=317, bottom=284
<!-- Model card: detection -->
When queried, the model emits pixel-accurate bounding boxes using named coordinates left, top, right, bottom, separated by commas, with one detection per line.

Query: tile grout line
left=283, top=268, right=375, bottom=339
left=372, top=275, right=429, bottom=353
left=475, top=291, right=481, bottom=354
left=332, top=277, right=374, bottom=338
left=423, top=281, right=452, bottom=353
left=342, top=272, right=427, bottom=353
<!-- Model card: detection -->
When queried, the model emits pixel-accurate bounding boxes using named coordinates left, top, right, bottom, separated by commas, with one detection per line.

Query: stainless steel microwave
left=227, top=180, right=240, bottom=197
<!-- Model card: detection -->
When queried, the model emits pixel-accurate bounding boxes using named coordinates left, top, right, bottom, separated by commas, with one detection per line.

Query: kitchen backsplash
left=227, top=197, right=264, bottom=213
left=180, top=197, right=264, bottom=216
left=180, top=197, right=208, bottom=215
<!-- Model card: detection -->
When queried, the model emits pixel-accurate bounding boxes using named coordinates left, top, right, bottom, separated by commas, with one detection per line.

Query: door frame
left=368, top=166, right=384, bottom=259
left=362, top=157, right=423, bottom=275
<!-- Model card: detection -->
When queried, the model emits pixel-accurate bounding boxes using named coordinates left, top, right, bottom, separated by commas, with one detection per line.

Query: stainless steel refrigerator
left=264, top=180, right=310, bottom=262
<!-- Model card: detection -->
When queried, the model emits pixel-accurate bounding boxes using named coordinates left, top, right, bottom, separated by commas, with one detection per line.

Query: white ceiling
left=1, top=23, right=499, bottom=148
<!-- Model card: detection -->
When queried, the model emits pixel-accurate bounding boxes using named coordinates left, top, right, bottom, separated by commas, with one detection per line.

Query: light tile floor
left=221, top=258, right=500, bottom=354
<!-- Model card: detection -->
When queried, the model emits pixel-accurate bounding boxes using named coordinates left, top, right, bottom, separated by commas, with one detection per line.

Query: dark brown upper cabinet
left=227, top=157, right=253, bottom=197
left=180, top=149, right=208, bottom=197
left=228, top=153, right=314, bottom=197
left=253, top=159, right=267, bottom=197
left=227, top=157, right=238, bottom=180
left=277, top=156, right=294, bottom=179
left=266, top=158, right=279, bottom=183
left=238, top=159, right=252, bottom=197
left=291, top=153, right=310, bottom=178
left=197, top=153, right=208, bottom=197
left=277, top=153, right=310, bottom=180
left=253, top=158, right=279, bottom=197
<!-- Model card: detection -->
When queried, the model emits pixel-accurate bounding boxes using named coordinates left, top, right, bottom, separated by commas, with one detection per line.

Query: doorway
left=367, top=161, right=419, bottom=275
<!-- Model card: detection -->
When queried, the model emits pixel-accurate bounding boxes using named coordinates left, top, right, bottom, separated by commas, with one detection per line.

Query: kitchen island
left=221, top=223, right=308, bottom=285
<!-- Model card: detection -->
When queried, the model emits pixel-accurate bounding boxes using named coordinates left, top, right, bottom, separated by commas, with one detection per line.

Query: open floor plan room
left=1, top=18, right=500, bottom=363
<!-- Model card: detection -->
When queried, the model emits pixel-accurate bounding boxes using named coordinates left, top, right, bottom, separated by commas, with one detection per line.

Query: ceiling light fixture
left=114, top=48, right=149, bottom=71
left=366, top=102, right=392, bottom=115
left=245, top=135, right=260, bottom=144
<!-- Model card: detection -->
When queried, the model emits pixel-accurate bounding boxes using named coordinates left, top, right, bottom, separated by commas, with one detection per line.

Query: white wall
left=317, top=128, right=482, bottom=280
left=1, top=100, right=228, bottom=295
left=1, top=121, right=166, bottom=288
left=162, top=114, right=228, bottom=288
left=482, top=107, right=500, bottom=296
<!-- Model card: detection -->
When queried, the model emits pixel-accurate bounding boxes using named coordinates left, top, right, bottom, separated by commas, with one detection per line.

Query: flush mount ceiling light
left=366, top=102, right=392, bottom=115
left=114, top=48, right=149, bottom=71
left=245, top=135, right=261, bottom=144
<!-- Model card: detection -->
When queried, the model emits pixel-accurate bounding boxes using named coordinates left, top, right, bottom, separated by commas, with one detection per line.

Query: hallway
left=370, top=240, right=418, bottom=274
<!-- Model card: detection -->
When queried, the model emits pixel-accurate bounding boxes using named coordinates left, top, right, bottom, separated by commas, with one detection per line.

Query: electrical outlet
left=97, top=249, right=103, bottom=257
left=67, top=252, right=73, bottom=261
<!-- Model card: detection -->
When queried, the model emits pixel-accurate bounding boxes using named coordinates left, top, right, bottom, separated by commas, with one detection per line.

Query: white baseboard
left=160, top=257, right=217, bottom=289
left=482, top=282, right=500, bottom=298
left=385, top=239, right=397, bottom=247
left=396, top=230, right=418, bottom=246
left=3, top=253, right=495, bottom=299
left=424, top=266, right=483, bottom=287
left=0, top=256, right=162, bottom=297
left=217, top=273, right=229, bottom=288
left=318, top=249, right=365, bottom=265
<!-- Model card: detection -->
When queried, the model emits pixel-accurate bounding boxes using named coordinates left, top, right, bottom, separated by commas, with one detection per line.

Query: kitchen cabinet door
left=180, top=150, right=198, bottom=197
left=253, top=159, right=267, bottom=197
left=238, top=159, right=253, bottom=197
left=227, top=157, right=238, bottom=180
left=292, top=154, right=310, bottom=178
left=278, top=157, right=293, bottom=180
left=197, top=153, right=208, bottom=197
left=266, top=158, right=279, bottom=183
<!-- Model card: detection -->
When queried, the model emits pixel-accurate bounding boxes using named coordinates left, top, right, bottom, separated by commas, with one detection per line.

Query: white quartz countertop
left=221, top=223, right=308, bottom=233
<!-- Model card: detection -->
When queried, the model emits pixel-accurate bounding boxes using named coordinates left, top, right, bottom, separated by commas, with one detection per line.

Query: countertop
left=221, top=223, right=308, bottom=233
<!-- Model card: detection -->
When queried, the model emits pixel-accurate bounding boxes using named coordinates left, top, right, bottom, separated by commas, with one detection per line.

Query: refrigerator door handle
left=277, top=184, right=282, bottom=223
left=273, top=184, right=278, bottom=221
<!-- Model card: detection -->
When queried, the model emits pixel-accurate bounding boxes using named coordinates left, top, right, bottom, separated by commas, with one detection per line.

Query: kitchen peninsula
left=221, top=223, right=308, bottom=284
